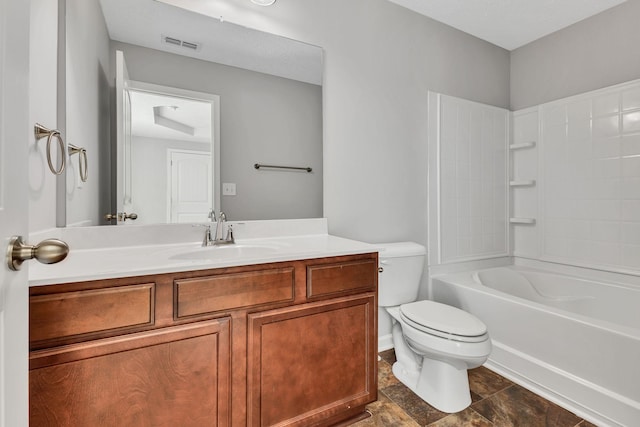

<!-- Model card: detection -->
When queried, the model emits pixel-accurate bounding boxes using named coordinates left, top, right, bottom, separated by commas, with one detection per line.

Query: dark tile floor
left=352, top=350, right=598, bottom=427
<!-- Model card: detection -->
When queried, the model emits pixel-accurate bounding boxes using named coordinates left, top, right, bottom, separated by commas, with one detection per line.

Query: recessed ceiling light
left=251, top=0, right=276, bottom=6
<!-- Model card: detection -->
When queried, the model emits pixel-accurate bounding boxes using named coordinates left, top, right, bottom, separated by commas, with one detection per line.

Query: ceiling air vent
left=161, top=35, right=201, bottom=52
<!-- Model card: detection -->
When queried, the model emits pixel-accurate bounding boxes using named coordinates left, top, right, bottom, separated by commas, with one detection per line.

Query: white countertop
left=28, top=220, right=378, bottom=286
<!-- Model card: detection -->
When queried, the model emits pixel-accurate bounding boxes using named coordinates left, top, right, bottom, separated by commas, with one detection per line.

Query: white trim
left=427, top=91, right=440, bottom=266
left=378, top=334, right=394, bottom=353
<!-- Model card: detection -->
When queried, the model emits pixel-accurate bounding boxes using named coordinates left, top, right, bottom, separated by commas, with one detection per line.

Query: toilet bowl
left=378, top=242, right=491, bottom=413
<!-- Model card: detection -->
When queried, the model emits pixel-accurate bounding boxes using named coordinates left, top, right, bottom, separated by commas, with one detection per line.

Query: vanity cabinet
left=29, top=252, right=378, bottom=427
left=30, top=319, right=231, bottom=426
left=247, top=294, right=376, bottom=427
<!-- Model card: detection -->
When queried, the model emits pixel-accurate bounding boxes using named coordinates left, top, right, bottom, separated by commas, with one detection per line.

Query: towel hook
left=69, top=144, right=88, bottom=182
left=34, top=123, right=66, bottom=175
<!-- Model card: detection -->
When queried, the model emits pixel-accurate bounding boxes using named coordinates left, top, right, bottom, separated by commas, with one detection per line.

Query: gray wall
left=240, top=1, right=509, bottom=341
left=219, top=0, right=510, bottom=245
left=112, top=42, right=323, bottom=222
left=511, top=0, right=640, bottom=110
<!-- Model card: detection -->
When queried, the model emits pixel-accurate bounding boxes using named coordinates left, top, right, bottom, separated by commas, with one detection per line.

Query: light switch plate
left=222, top=183, right=236, bottom=196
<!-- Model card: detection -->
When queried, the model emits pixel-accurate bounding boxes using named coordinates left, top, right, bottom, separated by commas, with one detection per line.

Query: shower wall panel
left=513, top=80, right=640, bottom=273
left=428, top=93, right=509, bottom=265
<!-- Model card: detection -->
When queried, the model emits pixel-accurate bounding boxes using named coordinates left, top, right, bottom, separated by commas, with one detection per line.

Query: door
left=0, top=0, right=31, bottom=425
left=169, top=150, right=213, bottom=223
left=115, top=50, right=132, bottom=220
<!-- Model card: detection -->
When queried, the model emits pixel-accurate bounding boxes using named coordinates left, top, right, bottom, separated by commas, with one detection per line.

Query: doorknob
left=6, top=236, right=69, bottom=271
left=120, top=212, right=138, bottom=221
left=104, top=212, right=138, bottom=222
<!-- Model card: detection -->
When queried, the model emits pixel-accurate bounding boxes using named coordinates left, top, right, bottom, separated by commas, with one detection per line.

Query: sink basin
left=170, top=243, right=283, bottom=261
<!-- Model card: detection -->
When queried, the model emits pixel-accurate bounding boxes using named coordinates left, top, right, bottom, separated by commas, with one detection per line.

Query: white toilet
left=378, top=242, right=491, bottom=413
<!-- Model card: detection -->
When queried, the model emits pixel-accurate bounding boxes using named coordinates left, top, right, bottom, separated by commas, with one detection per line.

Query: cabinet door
left=30, top=319, right=230, bottom=426
left=247, top=294, right=377, bottom=427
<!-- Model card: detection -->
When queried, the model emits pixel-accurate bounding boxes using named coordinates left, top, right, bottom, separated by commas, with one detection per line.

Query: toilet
left=378, top=242, right=491, bottom=413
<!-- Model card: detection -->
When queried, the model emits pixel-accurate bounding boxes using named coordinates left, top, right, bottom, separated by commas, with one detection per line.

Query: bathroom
left=1, top=0, right=640, bottom=425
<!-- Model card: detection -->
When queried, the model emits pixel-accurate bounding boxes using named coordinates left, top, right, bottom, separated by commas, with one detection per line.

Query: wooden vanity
left=29, top=252, right=378, bottom=426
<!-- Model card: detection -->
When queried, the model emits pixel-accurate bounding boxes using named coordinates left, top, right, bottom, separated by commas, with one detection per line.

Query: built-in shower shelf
left=509, top=180, right=536, bottom=187
left=509, top=141, right=536, bottom=150
left=509, top=217, right=536, bottom=225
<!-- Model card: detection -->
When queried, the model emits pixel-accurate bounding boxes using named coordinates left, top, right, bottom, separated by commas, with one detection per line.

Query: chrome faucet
left=196, top=210, right=234, bottom=246
left=210, top=211, right=234, bottom=246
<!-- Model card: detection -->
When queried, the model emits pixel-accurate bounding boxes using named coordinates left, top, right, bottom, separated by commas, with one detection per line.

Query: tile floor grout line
left=472, top=383, right=516, bottom=405
left=425, top=407, right=495, bottom=427
left=378, top=388, right=423, bottom=426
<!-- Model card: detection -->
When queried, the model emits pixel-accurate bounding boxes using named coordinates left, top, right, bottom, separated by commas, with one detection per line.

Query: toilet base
left=390, top=321, right=473, bottom=413
left=391, top=357, right=472, bottom=414
left=385, top=305, right=489, bottom=413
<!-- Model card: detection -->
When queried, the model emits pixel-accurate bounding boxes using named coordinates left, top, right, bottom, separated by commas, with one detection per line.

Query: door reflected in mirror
left=115, top=79, right=220, bottom=225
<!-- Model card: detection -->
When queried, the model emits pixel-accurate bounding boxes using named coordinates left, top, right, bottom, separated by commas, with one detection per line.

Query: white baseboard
left=378, top=334, right=393, bottom=353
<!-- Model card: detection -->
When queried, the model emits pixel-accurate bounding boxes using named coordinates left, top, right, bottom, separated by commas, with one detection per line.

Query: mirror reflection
left=123, top=81, right=218, bottom=225
left=62, top=0, right=323, bottom=227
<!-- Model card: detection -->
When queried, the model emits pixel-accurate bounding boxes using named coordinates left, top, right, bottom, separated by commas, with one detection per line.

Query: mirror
left=61, top=0, right=323, bottom=227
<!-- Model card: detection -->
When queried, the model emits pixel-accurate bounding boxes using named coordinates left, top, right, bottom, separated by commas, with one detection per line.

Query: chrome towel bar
left=254, top=163, right=312, bottom=173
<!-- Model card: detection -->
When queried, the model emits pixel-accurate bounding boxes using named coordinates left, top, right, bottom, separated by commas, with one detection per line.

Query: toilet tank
left=377, top=242, right=427, bottom=307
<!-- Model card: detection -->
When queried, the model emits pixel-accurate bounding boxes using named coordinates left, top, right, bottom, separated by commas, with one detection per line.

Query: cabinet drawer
left=30, top=284, right=155, bottom=345
left=175, top=268, right=295, bottom=318
left=307, top=259, right=377, bottom=299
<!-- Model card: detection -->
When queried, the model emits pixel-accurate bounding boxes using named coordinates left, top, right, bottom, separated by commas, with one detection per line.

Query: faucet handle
left=208, top=209, right=216, bottom=221
left=192, top=224, right=212, bottom=246
left=225, top=225, right=234, bottom=243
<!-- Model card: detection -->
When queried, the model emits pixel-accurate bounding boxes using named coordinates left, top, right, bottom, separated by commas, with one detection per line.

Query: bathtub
left=431, top=265, right=640, bottom=427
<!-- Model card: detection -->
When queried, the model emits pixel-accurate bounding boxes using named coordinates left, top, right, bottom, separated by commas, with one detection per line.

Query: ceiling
left=387, top=0, right=627, bottom=50
left=129, top=90, right=212, bottom=143
left=99, top=0, right=323, bottom=85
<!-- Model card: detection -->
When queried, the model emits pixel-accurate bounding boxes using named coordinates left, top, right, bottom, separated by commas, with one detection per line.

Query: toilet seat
left=400, top=300, right=488, bottom=343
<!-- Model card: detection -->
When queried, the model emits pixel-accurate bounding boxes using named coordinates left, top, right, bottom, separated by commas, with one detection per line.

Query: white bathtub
left=431, top=265, right=640, bottom=427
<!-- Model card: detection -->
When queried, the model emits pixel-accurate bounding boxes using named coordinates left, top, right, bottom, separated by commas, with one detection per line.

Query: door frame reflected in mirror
left=115, top=78, right=221, bottom=226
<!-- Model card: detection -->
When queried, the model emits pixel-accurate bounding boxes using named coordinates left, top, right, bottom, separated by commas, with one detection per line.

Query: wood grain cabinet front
left=175, top=267, right=295, bottom=319
left=29, top=253, right=378, bottom=427
left=30, top=319, right=231, bottom=427
left=29, top=283, right=155, bottom=348
left=247, top=294, right=377, bottom=427
left=306, top=258, right=377, bottom=299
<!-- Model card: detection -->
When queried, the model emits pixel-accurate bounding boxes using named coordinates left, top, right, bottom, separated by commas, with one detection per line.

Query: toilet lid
left=400, top=300, right=487, bottom=341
